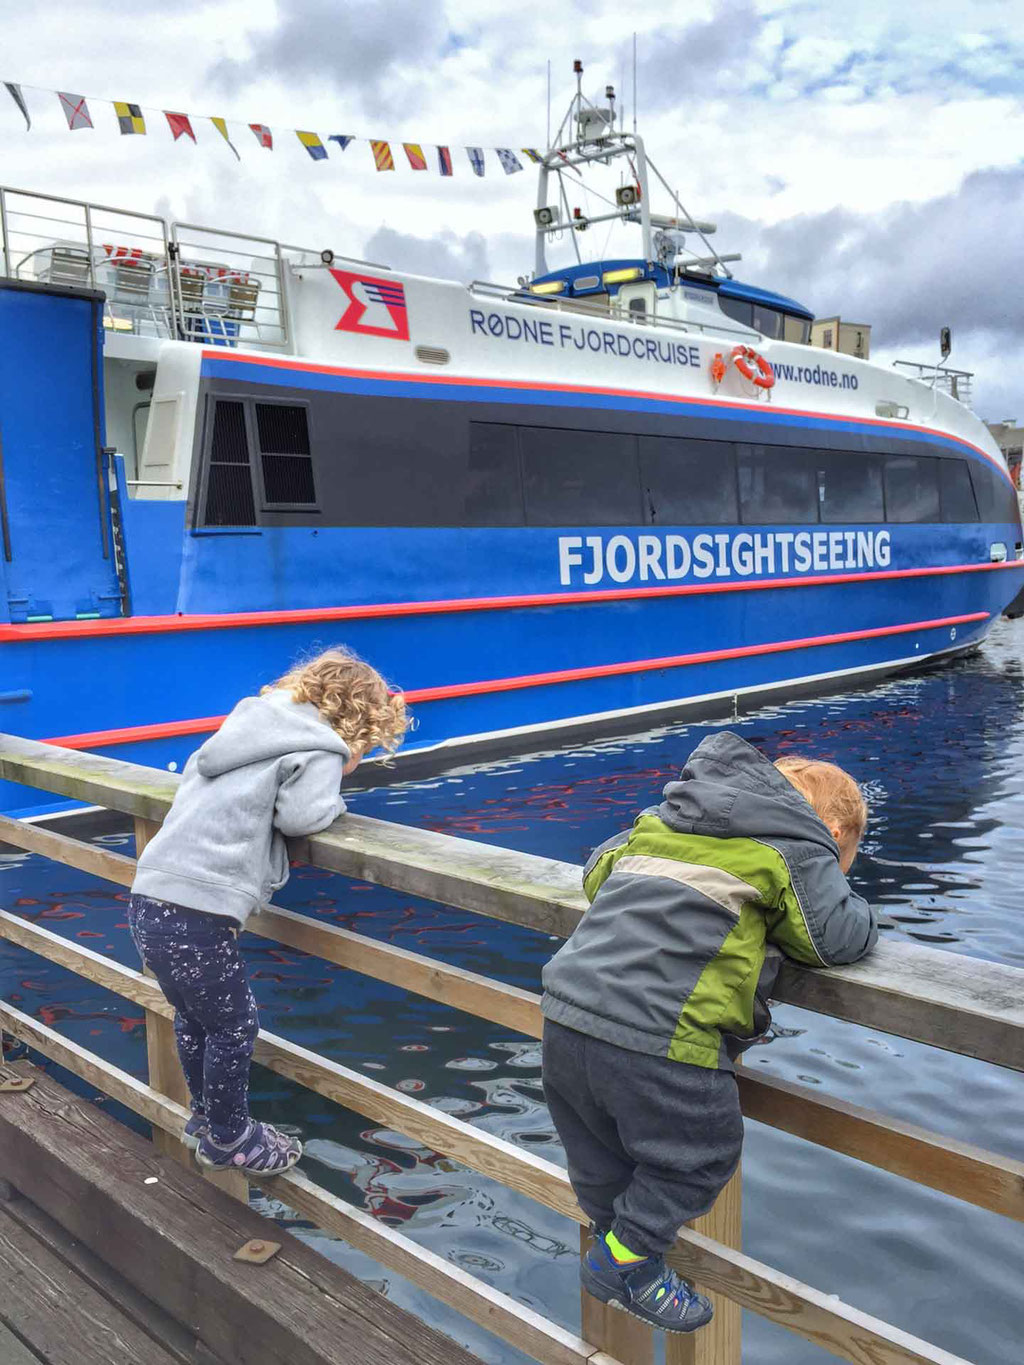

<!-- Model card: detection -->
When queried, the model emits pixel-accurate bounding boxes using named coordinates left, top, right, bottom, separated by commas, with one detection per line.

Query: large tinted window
left=738, top=444, right=819, bottom=524
left=751, top=304, right=784, bottom=340
left=884, top=456, right=940, bottom=522
left=255, top=403, right=317, bottom=507
left=969, top=460, right=1019, bottom=524
left=939, top=458, right=979, bottom=523
left=639, top=437, right=737, bottom=525
left=520, top=428, right=641, bottom=526
left=464, top=424, right=524, bottom=525
left=817, top=452, right=884, bottom=523
left=718, top=295, right=753, bottom=328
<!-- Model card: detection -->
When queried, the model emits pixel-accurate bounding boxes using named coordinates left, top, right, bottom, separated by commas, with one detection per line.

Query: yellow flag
left=211, top=116, right=240, bottom=161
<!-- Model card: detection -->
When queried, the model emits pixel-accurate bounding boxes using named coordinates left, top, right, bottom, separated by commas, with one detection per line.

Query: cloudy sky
left=2, top=0, right=1022, bottom=419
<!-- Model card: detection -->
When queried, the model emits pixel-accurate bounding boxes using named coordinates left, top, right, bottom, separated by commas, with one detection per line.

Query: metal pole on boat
left=633, top=32, right=638, bottom=134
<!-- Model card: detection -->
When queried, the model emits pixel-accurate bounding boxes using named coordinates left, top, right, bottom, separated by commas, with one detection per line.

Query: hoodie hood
left=658, top=731, right=838, bottom=856
left=195, top=690, right=350, bottom=779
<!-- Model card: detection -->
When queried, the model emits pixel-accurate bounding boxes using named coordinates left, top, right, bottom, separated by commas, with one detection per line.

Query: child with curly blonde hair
left=130, top=648, right=408, bottom=1173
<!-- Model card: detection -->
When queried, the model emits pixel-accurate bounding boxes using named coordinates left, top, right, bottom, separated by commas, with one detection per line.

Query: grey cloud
left=363, top=225, right=490, bottom=282
left=636, top=0, right=767, bottom=109
left=211, top=0, right=451, bottom=110
left=718, top=164, right=1024, bottom=350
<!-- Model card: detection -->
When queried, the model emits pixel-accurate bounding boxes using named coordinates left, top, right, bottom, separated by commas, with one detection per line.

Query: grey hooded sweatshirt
left=132, top=689, right=350, bottom=925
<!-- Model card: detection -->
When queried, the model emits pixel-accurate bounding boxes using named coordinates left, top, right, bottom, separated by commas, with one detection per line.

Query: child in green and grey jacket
left=541, top=731, right=876, bottom=1334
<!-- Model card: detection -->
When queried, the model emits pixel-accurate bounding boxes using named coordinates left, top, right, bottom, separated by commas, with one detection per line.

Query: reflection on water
left=3, top=621, right=1024, bottom=1363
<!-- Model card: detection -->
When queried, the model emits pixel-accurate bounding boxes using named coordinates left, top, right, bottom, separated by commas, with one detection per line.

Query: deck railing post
left=133, top=816, right=248, bottom=1202
left=667, top=1165, right=743, bottom=1365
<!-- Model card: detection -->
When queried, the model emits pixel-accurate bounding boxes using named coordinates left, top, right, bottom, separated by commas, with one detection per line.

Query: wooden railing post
left=667, top=1165, right=743, bottom=1365
left=134, top=816, right=248, bottom=1202
left=579, top=1226, right=653, bottom=1365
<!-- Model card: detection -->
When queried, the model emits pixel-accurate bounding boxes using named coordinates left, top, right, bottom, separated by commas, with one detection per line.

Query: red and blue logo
left=330, top=269, right=410, bottom=341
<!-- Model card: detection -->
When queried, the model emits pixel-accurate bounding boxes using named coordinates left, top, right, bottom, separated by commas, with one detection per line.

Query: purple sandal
left=196, top=1120, right=301, bottom=1174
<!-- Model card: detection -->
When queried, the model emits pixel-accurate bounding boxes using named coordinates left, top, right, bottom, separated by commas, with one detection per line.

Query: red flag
left=249, top=123, right=273, bottom=150
left=165, top=111, right=196, bottom=143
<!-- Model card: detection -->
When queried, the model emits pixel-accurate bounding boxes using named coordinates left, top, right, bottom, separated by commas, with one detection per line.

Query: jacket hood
left=195, top=690, right=350, bottom=779
left=659, top=731, right=838, bottom=855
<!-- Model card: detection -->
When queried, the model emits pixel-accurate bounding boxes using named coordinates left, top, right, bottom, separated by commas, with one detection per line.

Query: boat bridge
left=0, top=732, right=1021, bottom=1365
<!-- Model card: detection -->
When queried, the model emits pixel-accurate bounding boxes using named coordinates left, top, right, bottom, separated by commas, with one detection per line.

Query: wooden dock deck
left=0, top=1062, right=485, bottom=1365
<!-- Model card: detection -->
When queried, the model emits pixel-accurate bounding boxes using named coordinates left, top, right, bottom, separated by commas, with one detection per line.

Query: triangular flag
left=211, top=117, right=240, bottom=160
left=165, top=111, right=196, bottom=143
left=114, top=101, right=146, bottom=136
left=403, top=143, right=427, bottom=171
left=297, top=130, right=327, bottom=161
left=249, top=123, right=273, bottom=150
left=371, top=140, right=394, bottom=171
left=496, top=148, right=522, bottom=174
left=437, top=145, right=453, bottom=177
left=466, top=146, right=485, bottom=177
left=58, top=91, right=93, bottom=131
left=329, top=134, right=354, bottom=151
left=4, top=83, right=30, bottom=130
left=522, top=147, right=543, bottom=164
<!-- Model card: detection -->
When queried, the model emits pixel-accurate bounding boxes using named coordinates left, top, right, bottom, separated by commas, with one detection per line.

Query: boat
left=1, top=66, right=1021, bottom=814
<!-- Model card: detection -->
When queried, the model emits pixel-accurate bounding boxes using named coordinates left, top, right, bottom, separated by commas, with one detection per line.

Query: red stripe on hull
left=2, top=560, right=1020, bottom=643
left=42, top=610, right=989, bottom=751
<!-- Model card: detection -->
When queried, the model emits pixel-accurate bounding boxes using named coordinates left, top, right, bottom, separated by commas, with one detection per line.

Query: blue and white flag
left=466, top=146, right=485, bottom=177
left=496, top=148, right=522, bottom=174
left=329, top=134, right=354, bottom=151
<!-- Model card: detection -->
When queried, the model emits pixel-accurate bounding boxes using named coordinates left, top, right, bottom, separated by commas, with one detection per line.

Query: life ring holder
left=710, top=345, right=775, bottom=399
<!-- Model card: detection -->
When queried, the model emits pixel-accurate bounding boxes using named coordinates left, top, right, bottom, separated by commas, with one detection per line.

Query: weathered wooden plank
left=3, top=908, right=1022, bottom=1226
left=0, top=812, right=135, bottom=886
left=3, top=1192, right=204, bottom=1365
left=0, top=1055, right=484, bottom=1365
left=1, top=732, right=1023, bottom=1069
left=0, top=1205, right=183, bottom=1365
left=0, top=1012, right=978, bottom=1365
left=668, top=1168, right=743, bottom=1365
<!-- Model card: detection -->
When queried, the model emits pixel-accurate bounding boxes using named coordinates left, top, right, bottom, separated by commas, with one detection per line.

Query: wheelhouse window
left=817, top=452, right=884, bottom=523
left=738, top=445, right=819, bottom=524
left=639, top=437, right=738, bottom=524
left=884, top=456, right=940, bottom=522
left=519, top=427, right=642, bottom=526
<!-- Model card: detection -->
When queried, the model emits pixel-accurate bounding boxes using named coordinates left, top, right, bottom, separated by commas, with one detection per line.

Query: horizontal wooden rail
left=1, top=819, right=1023, bottom=1226
left=1, top=734, right=1023, bottom=1070
left=0, top=999, right=974, bottom=1365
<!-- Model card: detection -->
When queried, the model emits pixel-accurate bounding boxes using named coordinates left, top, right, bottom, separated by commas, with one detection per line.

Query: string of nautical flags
left=2, top=79, right=545, bottom=176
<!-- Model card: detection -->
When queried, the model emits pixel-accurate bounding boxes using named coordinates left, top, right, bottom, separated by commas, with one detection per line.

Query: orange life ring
left=730, top=344, right=775, bottom=390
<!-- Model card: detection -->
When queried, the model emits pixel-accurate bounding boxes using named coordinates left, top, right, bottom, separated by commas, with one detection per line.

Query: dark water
left=3, top=621, right=1024, bottom=1364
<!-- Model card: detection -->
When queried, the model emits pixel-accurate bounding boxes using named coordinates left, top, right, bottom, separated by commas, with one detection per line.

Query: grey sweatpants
left=543, top=1020, right=744, bottom=1257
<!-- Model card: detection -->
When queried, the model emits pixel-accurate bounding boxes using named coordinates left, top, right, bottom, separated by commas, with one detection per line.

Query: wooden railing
left=0, top=732, right=1021, bottom=1365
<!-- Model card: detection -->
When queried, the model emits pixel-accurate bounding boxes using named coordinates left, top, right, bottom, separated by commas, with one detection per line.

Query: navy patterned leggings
left=128, top=895, right=259, bottom=1144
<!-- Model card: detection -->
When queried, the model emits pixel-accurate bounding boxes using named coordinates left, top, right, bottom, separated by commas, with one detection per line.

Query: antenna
left=633, top=32, right=637, bottom=133
left=546, top=59, right=551, bottom=150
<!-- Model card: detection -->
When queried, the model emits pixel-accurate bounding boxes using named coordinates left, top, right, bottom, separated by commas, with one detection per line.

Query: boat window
left=639, top=437, right=738, bottom=525
left=817, top=453, right=884, bottom=523
left=939, top=458, right=979, bottom=523
left=255, top=403, right=317, bottom=508
left=465, top=424, right=525, bottom=525
left=783, top=315, right=811, bottom=345
left=968, top=461, right=1018, bottom=524
left=884, top=455, right=940, bottom=522
left=520, top=427, right=642, bottom=526
left=202, top=399, right=256, bottom=526
left=717, top=295, right=753, bottom=328
left=751, top=304, right=784, bottom=340
left=737, top=445, right=819, bottom=524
